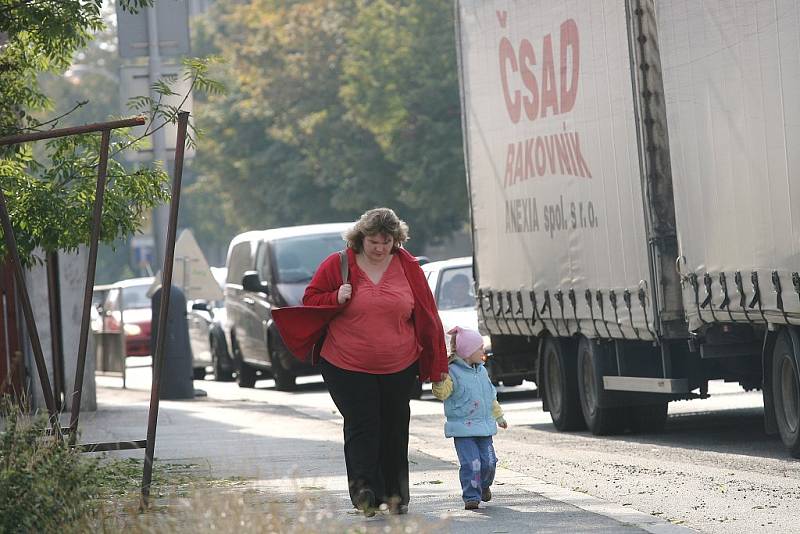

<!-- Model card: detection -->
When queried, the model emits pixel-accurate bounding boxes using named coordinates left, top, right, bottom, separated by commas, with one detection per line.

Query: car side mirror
left=242, top=271, right=269, bottom=294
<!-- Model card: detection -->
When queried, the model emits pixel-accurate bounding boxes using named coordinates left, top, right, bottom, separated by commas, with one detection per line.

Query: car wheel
left=576, top=337, right=626, bottom=435
left=409, top=378, right=423, bottom=400
left=192, top=366, right=206, bottom=381
left=211, top=336, right=234, bottom=382
left=541, top=336, right=585, bottom=431
left=502, top=378, right=523, bottom=387
left=271, top=349, right=297, bottom=391
left=232, top=337, right=257, bottom=388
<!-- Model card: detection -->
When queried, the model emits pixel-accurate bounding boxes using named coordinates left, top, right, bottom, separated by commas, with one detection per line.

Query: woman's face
left=362, top=233, right=394, bottom=262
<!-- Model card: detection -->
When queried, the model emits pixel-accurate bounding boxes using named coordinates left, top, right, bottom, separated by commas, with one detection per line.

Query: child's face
left=465, top=344, right=485, bottom=365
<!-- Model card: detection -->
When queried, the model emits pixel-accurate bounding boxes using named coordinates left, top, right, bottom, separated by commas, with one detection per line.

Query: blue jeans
left=454, top=436, right=497, bottom=503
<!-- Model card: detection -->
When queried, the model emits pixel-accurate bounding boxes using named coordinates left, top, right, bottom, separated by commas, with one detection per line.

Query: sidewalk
left=76, top=383, right=693, bottom=533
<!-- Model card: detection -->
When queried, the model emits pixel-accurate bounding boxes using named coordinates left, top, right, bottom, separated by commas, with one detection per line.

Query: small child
left=432, top=326, right=507, bottom=510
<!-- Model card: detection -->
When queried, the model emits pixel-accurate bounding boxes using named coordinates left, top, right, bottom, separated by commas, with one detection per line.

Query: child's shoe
left=481, top=487, right=492, bottom=502
left=464, top=500, right=480, bottom=510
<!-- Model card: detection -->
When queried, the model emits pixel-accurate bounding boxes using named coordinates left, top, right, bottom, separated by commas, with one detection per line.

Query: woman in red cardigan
left=303, top=207, right=448, bottom=516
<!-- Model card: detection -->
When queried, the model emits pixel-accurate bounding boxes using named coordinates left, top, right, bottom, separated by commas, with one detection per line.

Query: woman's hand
left=437, top=372, right=449, bottom=383
left=337, top=283, right=352, bottom=304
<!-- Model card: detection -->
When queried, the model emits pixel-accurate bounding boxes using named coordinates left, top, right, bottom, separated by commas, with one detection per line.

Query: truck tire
left=628, top=403, right=668, bottom=433
left=772, top=328, right=800, bottom=457
left=542, top=337, right=585, bottom=431
left=232, top=337, right=257, bottom=388
left=577, top=337, right=626, bottom=435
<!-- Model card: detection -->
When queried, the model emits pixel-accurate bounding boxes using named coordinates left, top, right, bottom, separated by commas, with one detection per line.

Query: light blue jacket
left=443, top=358, right=498, bottom=438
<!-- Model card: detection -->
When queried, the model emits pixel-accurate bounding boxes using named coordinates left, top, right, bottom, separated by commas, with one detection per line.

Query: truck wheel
left=628, top=402, right=668, bottom=433
left=577, top=337, right=626, bottom=435
left=772, top=328, right=800, bottom=457
left=542, top=337, right=585, bottom=431
left=232, top=338, right=257, bottom=388
left=271, top=351, right=297, bottom=391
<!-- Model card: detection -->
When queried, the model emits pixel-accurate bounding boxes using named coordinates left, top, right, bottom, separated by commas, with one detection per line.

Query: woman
left=303, top=207, right=448, bottom=516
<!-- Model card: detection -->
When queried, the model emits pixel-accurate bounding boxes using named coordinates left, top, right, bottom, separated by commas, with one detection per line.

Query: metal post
left=68, top=129, right=112, bottom=443
left=147, top=4, right=169, bottom=269
left=141, top=111, right=189, bottom=506
left=46, top=250, right=65, bottom=410
left=0, top=199, right=58, bottom=425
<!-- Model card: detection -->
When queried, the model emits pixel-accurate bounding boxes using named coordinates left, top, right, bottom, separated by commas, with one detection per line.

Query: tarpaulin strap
left=623, top=289, right=640, bottom=339
left=487, top=290, right=502, bottom=334
left=585, top=289, right=601, bottom=338
left=609, top=290, right=626, bottom=339
left=638, top=287, right=655, bottom=338
left=793, top=273, right=800, bottom=308
left=734, top=271, right=754, bottom=325
left=689, top=273, right=706, bottom=325
left=771, top=271, right=789, bottom=325
left=700, top=273, right=717, bottom=322
left=555, top=290, right=567, bottom=333
left=529, top=290, right=539, bottom=329
left=718, top=272, right=735, bottom=322
left=497, top=292, right=510, bottom=335
left=596, top=290, right=613, bottom=338
left=568, top=289, right=580, bottom=333
left=506, top=290, right=523, bottom=335
left=516, top=291, right=534, bottom=336
left=541, top=290, right=561, bottom=336
left=749, top=271, right=766, bottom=323
left=477, top=288, right=489, bottom=325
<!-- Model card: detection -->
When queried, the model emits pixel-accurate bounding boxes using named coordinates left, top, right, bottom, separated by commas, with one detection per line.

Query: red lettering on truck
left=498, top=18, right=580, bottom=123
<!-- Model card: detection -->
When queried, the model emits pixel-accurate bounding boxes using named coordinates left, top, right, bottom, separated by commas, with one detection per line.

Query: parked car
left=98, top=277, right=154, bottom=357
left=224, top=223, right=352, bottom=390
left=187, top=267, right=234, bottom=381
left=421, top=257, right=525, bottom=386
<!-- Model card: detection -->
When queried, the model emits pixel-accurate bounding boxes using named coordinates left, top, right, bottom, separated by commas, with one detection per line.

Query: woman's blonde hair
left=344, top=207, right=409, bottom=253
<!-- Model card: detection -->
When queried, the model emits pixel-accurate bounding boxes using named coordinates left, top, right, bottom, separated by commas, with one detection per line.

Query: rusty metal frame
left=0, top=112, right=189, bottom=500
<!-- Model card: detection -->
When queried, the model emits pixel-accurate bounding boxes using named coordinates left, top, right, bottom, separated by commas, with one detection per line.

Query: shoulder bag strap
left=339, top=250, right=349, bottom=284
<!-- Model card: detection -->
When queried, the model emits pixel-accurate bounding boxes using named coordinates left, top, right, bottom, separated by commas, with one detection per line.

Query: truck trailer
left=455, top=0, right=800, bottom=456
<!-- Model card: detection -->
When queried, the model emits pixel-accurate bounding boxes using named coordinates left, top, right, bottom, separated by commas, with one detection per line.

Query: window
left=226, top=242, right=252, bottom=284
left=436, top=266, right=475, bottom=310
left=272, top=233, right=344, bottom=284
left=121, top=284, right=151, bottom=310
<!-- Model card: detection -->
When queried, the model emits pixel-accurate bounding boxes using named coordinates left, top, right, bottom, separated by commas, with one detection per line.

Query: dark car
left=187, top=267, right=234, bottom=381
left=224, top=223, right=352, bottom=390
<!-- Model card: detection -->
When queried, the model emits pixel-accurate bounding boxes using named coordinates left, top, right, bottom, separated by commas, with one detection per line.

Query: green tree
left=192, top=0, right=468, bottom=252
left=341, top=0, right=468, bottom=247
left=0, top=0, right=222, bottom=270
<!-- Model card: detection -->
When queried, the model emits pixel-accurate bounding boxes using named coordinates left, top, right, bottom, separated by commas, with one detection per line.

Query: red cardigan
left=282, top=247, right=448, bottom=382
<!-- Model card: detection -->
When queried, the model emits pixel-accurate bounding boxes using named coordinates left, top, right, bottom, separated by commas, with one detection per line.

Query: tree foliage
left=0, top=0, right=221, bottom=267
left=194, top=0, right=467, bottom=251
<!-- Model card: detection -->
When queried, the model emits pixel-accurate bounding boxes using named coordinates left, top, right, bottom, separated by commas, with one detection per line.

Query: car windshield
left=273, top=233, right=344, bottom=284
left=122, top=284, right=151, bottom=309
left=436, top=266, right=474, bottom=310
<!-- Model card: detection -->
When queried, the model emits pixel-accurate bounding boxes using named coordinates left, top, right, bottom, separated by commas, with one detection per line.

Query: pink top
left=321, top=254, right=420, bottom=373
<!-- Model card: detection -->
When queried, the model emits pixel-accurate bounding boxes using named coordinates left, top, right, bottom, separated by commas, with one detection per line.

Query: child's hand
left=497, top=417, right=508, bottom=429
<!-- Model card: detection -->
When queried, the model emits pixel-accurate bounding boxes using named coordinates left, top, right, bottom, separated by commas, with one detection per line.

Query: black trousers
left=320, top=358, right=418, bottom=507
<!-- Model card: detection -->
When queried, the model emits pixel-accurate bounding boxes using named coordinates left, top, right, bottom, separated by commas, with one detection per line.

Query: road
left=106, top=362, right=798, bottom=533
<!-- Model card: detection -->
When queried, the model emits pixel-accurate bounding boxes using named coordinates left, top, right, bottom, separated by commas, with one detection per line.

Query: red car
left=100, top=277, right=154, bottom=357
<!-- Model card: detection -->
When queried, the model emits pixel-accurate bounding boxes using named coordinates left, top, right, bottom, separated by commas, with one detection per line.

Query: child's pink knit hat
left=447, top=326, right=483, bottom=359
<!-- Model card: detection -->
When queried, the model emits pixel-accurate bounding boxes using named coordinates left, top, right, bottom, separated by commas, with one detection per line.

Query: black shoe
left=481, top=487, right=492, bottom=502
left=464, top=500, right=480, bottom=510
left=355, top=488, right=377, bottom=517
left=390, top=504, right=408, bottom=515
